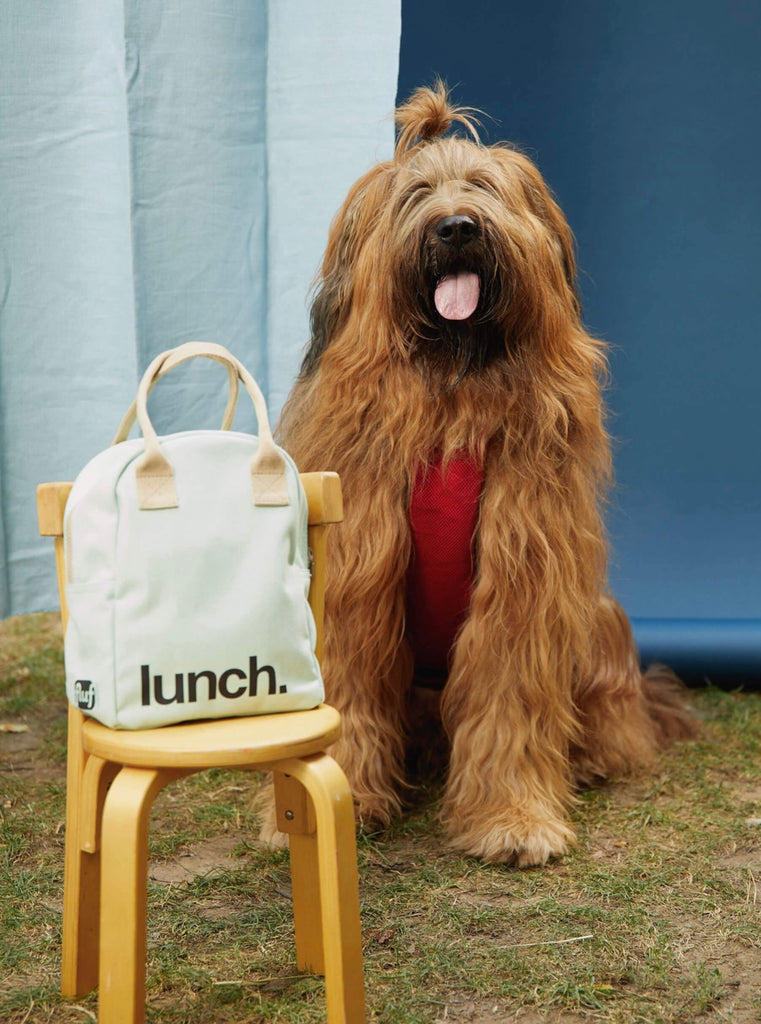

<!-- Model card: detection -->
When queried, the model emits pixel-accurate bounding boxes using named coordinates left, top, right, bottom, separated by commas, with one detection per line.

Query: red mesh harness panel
left=406, top=454, right=484, bottom=682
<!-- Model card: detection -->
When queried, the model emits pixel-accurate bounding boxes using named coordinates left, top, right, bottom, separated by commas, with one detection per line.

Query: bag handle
left=112, top=354, right=240, bottom=442
left=114, top=342, right=289, bottom=510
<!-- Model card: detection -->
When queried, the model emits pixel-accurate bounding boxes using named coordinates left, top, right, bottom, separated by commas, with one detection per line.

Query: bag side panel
left=63, top=442, right=143, bottom=726
left=64, top=579, right=116, bottom=725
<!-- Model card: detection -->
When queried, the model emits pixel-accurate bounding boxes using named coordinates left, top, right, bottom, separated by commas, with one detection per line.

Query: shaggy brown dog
left=274, top=84, right=696, bottom=867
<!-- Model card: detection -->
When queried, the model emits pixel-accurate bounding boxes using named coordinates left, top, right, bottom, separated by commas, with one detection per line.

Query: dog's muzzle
left=432, top=215, right=481, bottom=321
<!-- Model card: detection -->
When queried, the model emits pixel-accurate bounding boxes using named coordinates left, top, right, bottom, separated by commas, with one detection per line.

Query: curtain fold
left=0, top=0, right=401, bottom=616
left=0, top=2, right=140, bottom=616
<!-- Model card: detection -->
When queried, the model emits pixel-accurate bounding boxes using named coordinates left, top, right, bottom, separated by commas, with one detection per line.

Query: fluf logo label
left=140, top=657, right=286, bottom=707
left=74, top=679, right=96, bottom=710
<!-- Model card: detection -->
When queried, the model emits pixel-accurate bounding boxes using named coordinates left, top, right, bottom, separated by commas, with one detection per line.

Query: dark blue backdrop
left=398, top=1, right=761, bottom=675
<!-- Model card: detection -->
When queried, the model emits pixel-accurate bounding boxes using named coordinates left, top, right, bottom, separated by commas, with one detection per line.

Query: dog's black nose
left=435, top=214, right=479, bottom=248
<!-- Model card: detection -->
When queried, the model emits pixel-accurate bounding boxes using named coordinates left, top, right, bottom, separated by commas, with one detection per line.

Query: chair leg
left=97, top=766, right=182, bottom=1024
left=274, top=769, right=324, bottom=973
left=61, top=827, right=100, bottom=996
left=278, top=754, right=365, bottom=1024
left=61, top=708, right=102, bottom=997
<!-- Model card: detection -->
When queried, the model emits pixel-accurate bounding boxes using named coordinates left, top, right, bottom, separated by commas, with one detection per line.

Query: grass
left=1, top=612, right=760, bottom=1023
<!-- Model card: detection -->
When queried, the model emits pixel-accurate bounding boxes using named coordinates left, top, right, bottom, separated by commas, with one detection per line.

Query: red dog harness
left=406, top=454, right=484, bottom=681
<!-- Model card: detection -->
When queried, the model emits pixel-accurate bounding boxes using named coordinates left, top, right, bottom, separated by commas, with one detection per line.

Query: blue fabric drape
left=0, top=1, right=401, bottom=616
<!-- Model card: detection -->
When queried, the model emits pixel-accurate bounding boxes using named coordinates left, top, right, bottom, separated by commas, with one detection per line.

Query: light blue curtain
left=0, top=1, right=401, bottom=617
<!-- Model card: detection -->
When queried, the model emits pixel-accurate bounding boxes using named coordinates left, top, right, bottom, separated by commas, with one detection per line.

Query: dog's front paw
left=448, top=815, right=575, bottom=867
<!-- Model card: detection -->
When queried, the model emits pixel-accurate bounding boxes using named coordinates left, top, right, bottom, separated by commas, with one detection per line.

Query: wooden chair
left=37, top=473, right=365, bottom=1024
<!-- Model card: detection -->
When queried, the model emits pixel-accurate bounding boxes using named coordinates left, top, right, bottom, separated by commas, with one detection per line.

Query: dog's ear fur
left=394, top=80, right=483, bottom=158
left=529, top=174, right=580, bottom=308
left=489, top=145, right=581, bottom=310
left=302, top=161, right=394, bottom=376
left=538, top=187, right=581, bottom=310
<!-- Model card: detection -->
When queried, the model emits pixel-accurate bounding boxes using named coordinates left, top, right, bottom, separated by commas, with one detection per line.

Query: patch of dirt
left=450, top=888, right=545, bottom=912
left=0, top=727, right=42, bottom=758
left=590, top=776, right=653, bottom=809
left=431, top=1000, right=587, bottom=1023
left=719, top=847, right=761, bottom=870
left=0, top=729, right=66, bottom=785
left=730, top=780, right=761, bottom=805
left=586, top=831, right=632, bottom=863
left=149, top=831, right=252, bottom=884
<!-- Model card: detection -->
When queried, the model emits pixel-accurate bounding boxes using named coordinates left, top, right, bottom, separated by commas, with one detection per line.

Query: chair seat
left=82, top=703, right=341, bottom=769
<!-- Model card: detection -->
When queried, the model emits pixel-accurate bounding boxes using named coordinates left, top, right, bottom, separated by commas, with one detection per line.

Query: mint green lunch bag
left=63, top=342, right=324, bottom=729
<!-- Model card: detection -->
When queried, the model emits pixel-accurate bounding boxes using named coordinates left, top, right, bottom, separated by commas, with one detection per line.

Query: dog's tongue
left=434, top=272, right=480, bottom=320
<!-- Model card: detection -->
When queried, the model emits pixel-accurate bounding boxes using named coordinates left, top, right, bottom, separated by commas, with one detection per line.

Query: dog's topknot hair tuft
left=394, top=80, right=482, bottom=159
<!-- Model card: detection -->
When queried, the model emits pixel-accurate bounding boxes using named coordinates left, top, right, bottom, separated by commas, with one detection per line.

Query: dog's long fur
left=272, top=84, right=696, bottom=866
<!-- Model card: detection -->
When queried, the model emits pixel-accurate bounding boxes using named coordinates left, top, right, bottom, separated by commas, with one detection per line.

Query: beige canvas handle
left=114, top=342, right=289, bottom=510
left=112, top=354, right=239, bottom=443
